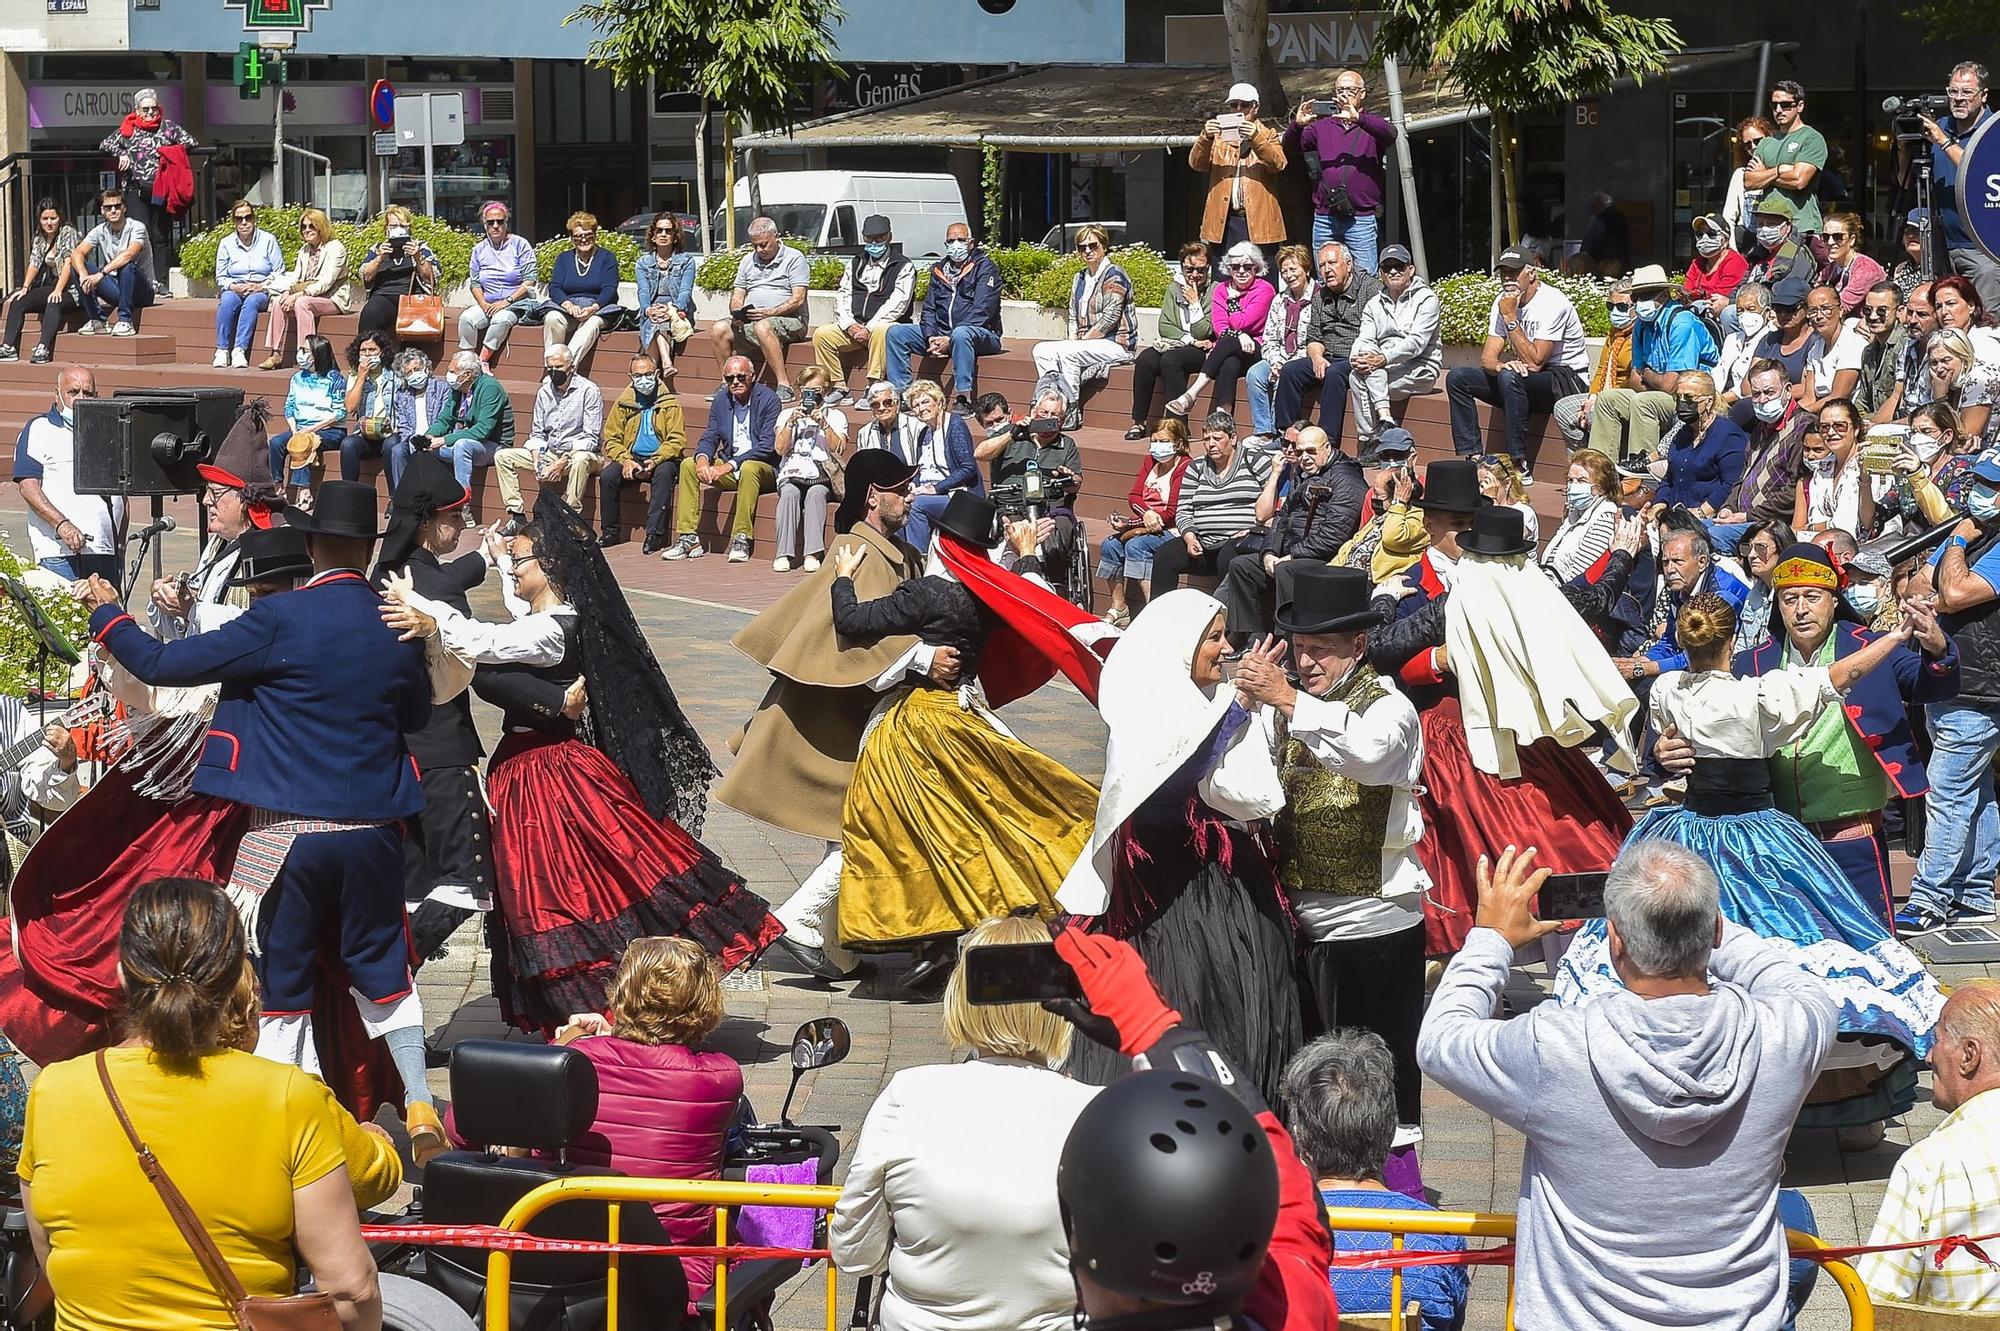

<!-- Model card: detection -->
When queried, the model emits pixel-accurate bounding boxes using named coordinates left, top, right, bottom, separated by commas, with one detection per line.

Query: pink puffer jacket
left=569, top=1035, right=743, bottom=1297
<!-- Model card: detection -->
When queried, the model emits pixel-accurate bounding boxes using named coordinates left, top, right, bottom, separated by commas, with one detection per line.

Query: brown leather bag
left=95, top=1051, right=343, bottom=1331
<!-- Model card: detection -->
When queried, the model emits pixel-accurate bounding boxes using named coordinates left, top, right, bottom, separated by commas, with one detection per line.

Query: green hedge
left=695, top=238, right=1172, bottom=313
left=1433, top=269, right=1614, bottom=346
left=180, top=207, right=641, bottom=292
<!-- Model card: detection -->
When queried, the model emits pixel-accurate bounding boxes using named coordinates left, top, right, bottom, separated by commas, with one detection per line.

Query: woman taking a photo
left=635, top=211, right=698, bottom=380
left=356, top=206, right=438, bottom=339
left=20, top=877, right=380, bottom=1331
left=260, top=207, right=352, bottom=371
left=772, top=365, right=851, bottom=573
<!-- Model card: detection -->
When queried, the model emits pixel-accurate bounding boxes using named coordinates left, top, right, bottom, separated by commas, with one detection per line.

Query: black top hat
left=937, top=491, right=1002, bottom=548
left=1415, top=459, right=1486, bottom=513
left=284, top=480, right=387, bottom=542
left=389, top=450, right=469, bottom=519
left=226, top=524, right=313, bottom=587
left=1275, top=564, right=1384, bottom=636
left=1459, top=504, right=1535, bottom=557
left=834, top=449, right=921, bottom=534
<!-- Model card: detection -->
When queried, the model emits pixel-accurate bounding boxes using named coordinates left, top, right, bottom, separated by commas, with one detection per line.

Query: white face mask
left=1696, top=233, right=1725, bottom=257
left=1634, top=298, right=1663, bottom=322
left=1148, top=439, right=1178, bottom=462
left=1738, top=312, right=1768, bottom=339
left=404, top=371, right=429, bottom=391
left=1808, top=452, right=1837, bottom=476
left=58, top=405, right=75, bottom=427
left=1755, top=224, right=1784, bottom=248
left=1752, top=395, right=1786, bottom=423
left=1564, top=481, right=1595, bottom=514
left=296, top=349, right=313, bottom=369
left=1911, top=430, right=1945, bottom=461
left=632, top=375, right=658, bottom=396
left=386, top=225, right=411, bottom=240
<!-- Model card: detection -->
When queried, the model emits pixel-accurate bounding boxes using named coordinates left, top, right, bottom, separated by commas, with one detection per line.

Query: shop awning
left=737, top=44, right=1792, bottom=152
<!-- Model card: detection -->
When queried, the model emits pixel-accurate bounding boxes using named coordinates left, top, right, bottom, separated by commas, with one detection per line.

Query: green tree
left=1373, top=0, right=1679, bottom=241
left=1903, top=0, right=2000, bottom=43
left=1224, top=0, right=1288, bottom=119
left=565, top=0, right=846, bottom=249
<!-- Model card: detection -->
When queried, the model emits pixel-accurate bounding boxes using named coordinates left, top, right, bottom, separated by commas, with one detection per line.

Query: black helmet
left=1057, top=1070, right=1279, bottom=1307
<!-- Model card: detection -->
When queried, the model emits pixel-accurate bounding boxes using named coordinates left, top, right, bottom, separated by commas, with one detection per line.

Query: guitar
left=0, top=691, right=117, bottom=834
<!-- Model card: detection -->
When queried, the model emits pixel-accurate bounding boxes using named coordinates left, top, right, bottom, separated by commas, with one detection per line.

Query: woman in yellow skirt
left=828, top=491, right=1111, bottom=989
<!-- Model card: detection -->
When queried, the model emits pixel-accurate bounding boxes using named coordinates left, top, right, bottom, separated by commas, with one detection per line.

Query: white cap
left=1227, top=82, right=1259, bottom=105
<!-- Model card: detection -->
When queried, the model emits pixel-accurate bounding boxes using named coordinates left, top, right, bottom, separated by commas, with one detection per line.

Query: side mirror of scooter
left=779, top=1017, right=851, bottom=1127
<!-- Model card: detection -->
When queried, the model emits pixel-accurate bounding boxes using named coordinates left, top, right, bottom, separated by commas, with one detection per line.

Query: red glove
left=1051, top=926, right=1182, bottom=1056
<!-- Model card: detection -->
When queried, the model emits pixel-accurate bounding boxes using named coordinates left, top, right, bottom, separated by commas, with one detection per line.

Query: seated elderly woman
left=831, top=915, right=1099, bottom=1331
left=554, top=935, right=743, bottom=1301
left=1282, top=1030, right=1470, bottom=1331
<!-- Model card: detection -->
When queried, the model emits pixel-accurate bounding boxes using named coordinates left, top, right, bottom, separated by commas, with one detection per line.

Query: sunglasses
left=484, top=218, right=508, bottom=228
left=1606, top=301, right=1633, bottom=312
left=1770, top=98, right=1798, bottom=109
left=653, top=224, right=678, bottom=234
left=870, top=398, right=898, bottom=409
left=723, top=373, right=751, bottom=384
left=1227, top=261, right=1256, bottom=271
left=571, top=230, right=596, bottom=241
left=1225, top=100, right=1256, bottom=110
left=1824, top=231, right=1850, bottom=242
left=1379, top=262, right=1410, bottom=275
left=1077, top=242, right=1103, bottom=253
left=1773, top=304, right=1801, bottom=317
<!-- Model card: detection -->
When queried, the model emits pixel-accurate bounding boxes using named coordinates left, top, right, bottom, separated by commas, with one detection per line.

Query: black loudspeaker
left=73, top=388, right=242, bottom=497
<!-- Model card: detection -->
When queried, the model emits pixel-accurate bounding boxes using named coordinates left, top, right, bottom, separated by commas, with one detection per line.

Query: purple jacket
left=1283, top=111, right=1397, bottom=216
left=569, top=1036, right=743, bottom=1297
left=1211, top=278, right=1277, bottom=343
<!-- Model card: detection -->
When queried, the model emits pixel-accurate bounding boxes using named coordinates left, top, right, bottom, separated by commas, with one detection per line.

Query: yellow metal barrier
left=479, top=1179, right=1876, bottom=1331
left=486, top=1177, right=843, bottom=1331
left=1323, top=1205, right=1876, bottom=1331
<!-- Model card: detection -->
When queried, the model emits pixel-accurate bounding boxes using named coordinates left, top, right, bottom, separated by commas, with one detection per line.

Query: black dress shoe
left=495, top=512, right=525, bottom=538
left=902, top=938, right=958, bottom=993
left=772, top=935, right=852, bottom=982
left=641, top=533, right=669, bottom=555
left=597, top=531, right=625, bottom=548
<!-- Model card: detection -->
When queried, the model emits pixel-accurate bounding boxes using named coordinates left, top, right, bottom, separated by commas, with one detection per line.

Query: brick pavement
left=9, top=512, right=1992, bottom=1330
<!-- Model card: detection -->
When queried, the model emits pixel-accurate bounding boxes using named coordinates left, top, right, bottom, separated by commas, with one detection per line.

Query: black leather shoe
left=772, top=935, right=852, bottom=982
left=902, top=938, right=958, bottom=993
left=597, top=531, right=625, bottom=548
left=495, top=512, right=525, bottom=538
left=641, top=533, right=669, bottom=555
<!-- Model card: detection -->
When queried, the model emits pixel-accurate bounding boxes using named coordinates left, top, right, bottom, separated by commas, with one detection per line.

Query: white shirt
left=0, top=694, right=82, bottom=834
left=831, top=1058, right=1099, bottom=1331
left=1490, top=284, right=1590, bottom=374
left=1647, top=666, right=1837, bottom=760
left=776, top=406, right=849, bottom=483
left=12, top=407, right=124, bottom=564
left=147, top=535, right=241, bottom=642
left=1807, top=318, right=1868, bottom=393
left=1802, top=455, right=1862, bottom=534
left=1282, top=683, right=1429, bottom=941
left=1858, top=1088, right=2000, bottom=1311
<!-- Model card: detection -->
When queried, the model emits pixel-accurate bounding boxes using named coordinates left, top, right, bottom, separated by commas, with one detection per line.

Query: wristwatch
left=1503, top=318, right=1521, bottom=333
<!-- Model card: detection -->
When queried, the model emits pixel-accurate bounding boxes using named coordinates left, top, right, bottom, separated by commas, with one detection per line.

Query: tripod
left=1903, top=131, right=1947, bottom=281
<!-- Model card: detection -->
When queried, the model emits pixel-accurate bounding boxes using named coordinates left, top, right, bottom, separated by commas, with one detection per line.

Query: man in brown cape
left=717, top=449, right=959, bottom=978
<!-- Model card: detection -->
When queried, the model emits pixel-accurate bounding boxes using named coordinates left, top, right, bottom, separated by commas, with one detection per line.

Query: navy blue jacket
left=918, top=251, right=1004, bottom=339
left=547, top=245, right=622, bottom=312
left=920, top=415, right=984, bottom=494
left=90, top=571, right=430, bottom=820
left=1654, top=418, right=1748, bottom=513
left=1646, top=562, right=1753, bottom=671
left=696, top=383, right=782, bottom=466
left=1737, top=620, right=1960, bottom=799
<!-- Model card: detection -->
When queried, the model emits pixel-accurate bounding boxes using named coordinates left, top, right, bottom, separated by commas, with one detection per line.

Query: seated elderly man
left=1281, top=1031, right=1468, bottom=1331
left=424, top=349, right=516, bottom=490
left=1421, top=841, right=1837, bottom=1331
left=1859, top=979, right=2000, bottom=1314
left=664, top=355, right=781, bottom=563
left=493, top=344, right=604, bottom=535
left=1217, top=425, right=1365, bottom=643
left=707, top=216, right=811, bottom=402
left=597, top=352, right=686, bottom=551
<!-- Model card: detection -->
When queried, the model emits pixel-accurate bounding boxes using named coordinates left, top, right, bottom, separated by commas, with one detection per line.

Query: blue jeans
left=270, top=426, right=348, bottom=486
left=906, top=490, right=953, bottom=551
left=1096, top=529, right=1171, bottom=581
left=39, top=552, right=120, bottom=582
left=1909, top=698, right=2000, bottom=916
left=215, top=289, right=270, bottom=351
left=1275, top=354, right=1352, bottom=446
left=1704, top=519, right=1752, bottom=561
left=384, top=434, right=419, bottom=492
left=339, top=431, right=387, bottom=483
left=1778, top=1189, right=1818, bottom=1331
left=433, top=438, right=499, bottom=490
left=1313, top=211, right=1380, bottom=274
left=85, top=260, right=153, bottom=324
left=1245, top=357, right=1280, bottom=436
left=884, top=323, right=1004, bottom=396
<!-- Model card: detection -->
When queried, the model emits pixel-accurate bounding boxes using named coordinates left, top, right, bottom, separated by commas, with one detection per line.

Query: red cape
left=934, top=534, right=1117, bottom=708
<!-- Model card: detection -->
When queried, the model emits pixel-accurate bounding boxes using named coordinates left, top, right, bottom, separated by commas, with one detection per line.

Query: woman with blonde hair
left=832, top=915, right=1098, bottom=1331
left=357, top=205, right=438, bottom=339
left=539, top=210, right=626, bottom=362
left=1651, top=370, right=1747, bottom=516
left=1923, top=327, right=1996, bottom=444
left=1476, top=451, right=1538, bottom=544
left=260, top=206, right=351, bottom=369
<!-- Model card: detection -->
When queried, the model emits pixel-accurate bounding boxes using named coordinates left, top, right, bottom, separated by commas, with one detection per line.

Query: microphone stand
left=121, top=495, right=169, bottom=602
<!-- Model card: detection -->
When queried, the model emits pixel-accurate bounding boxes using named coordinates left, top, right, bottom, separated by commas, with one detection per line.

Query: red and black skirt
left=487, top=730, right=781, bottom=1032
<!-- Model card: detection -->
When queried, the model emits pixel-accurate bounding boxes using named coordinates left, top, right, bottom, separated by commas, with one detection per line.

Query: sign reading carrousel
left=1957, top=114, right=2000, bottom=262
left=223, top=0, right=331, bottom=31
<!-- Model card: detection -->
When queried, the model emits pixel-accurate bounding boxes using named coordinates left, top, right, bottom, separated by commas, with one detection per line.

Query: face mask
left=1674, top=398, right=1703, bottom=425
left=985, top=419, right=1013, bottom=439
left=1635, top=298, right=1662, bottom=322
left=546, top=368, right=570, bottom=387
left=1846, top=584, right=1882, bottom=618
left=1696, top=233, right=1725, bottom=257
left=1148, top=439, right=1178, bottom=462
left=1564, top=481, right=1595, bottom=514
left=1911, top=430, right=1944, bottom=461
left=1971, top=487, right=2000, bottom=522
left=58, top=405, right=74, bottom=427
left=632, top=375, right=658, bottom=396
left=404, top=371, right=429, bottom=391
left=864, top=242, right=888, bottom=259
left=1755, top=224, right=1784, bottom=248
left=1738, top=312, right=1768, bottom=339
left=1607, top=306, right=1634, bottom=330
left=1752, top=396, right=1786, bottom=423
left=387, top=225, right=411, bottom=241
left=944, top=240, right=970, bottom=262
left=1808, top=452, right=1837, bottom=476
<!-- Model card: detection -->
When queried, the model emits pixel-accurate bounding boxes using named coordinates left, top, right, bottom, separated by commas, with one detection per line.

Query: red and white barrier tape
left=360, top=1223, right=825, bottom=1261
left=1325, top=1230, right=2000, bottom=1274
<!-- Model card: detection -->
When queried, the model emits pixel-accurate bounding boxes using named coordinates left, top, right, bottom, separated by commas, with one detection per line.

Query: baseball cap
left=1752, top=195, right=1797, bottom=221
left=1226, top=81, right=1259, bottom=105
left=1906, top=207, right=1932, bottom=230
left=1495, top=245, right=1536, bottom=272
left=1373, top=426, right=1416, bottom=457
left=1972, top=456, right=2000, bottom=488
left=1378, top=245, right=1413, bottom=269
left=1771, top=272, right=1813, bottom=308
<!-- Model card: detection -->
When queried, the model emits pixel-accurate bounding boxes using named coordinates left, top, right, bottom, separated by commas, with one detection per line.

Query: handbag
left=821, top=450, right=847, bottom=501
left=96, top=1051, right=343, bottom=1331
left=393, top=264, right=443, bottom=340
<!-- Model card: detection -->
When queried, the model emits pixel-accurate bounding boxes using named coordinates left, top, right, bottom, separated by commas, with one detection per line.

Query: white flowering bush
left=1432, top=269, right=1616, bottom=345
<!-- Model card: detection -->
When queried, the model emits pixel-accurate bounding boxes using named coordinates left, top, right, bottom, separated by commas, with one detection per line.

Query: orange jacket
left=1190, top=120, right=1288, bottom=245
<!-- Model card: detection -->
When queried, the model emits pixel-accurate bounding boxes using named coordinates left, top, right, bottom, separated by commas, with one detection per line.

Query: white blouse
left=1647, top=666, right=1839, bottom=760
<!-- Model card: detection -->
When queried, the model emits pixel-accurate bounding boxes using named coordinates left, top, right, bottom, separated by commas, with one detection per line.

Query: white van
left=716, top=171, right=969, bottom=259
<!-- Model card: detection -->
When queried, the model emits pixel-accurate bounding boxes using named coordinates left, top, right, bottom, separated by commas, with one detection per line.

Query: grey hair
left=747, top=215, right=778, bottom=238
left=1953, top=61, right=1991, bottom=92
left=1591, top=190, right=1615, bottom=210
left=1280, top=1031, right=1399, bottom=1181
left=543, top=344, right=575, bottom=368
left=1735, top=281, right=1772, bottom=312
left=133, top=87, right=161, bottom=109
left=1203, top=409, right=1237, bottom=434
left=1316, top=241, right=1350, bottom=265
left=868, top=380, right=900, bottom=403
left=1034, top=386, right=1069, bottom=411
left=393, top=347, right=433, bottom=375
left=1663, top=526, right=1712, bottom=563
left=450, top=349, right=482, bottom=374
left=1221, top=241, right=1269, bottom=277
left=1605, top=840, right=1722, bottom=979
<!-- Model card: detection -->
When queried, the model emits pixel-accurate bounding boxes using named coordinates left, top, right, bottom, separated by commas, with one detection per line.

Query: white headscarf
left=1059, top=589, right=1281, bottom=914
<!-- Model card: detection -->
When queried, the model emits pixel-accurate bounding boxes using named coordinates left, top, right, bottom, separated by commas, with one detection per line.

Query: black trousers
left=1149, top=533, right=1261, bottom=601
left=357, top=288, right=403, bottom=340
left=598, top=457, right=682, bottom=540
left=1192, top=338, right=1253, bottom=416
left=1217, top=551, right=1302, bottom=637
left=1298, top=920, right=1427, bottom=1127
left=1, top=273, right=64, bottom=354
left=1130, top=343, right=1207, bottom=423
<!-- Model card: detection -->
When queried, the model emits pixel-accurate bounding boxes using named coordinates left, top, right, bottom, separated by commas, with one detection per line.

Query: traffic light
left=233, top=42, right=265, bottom=100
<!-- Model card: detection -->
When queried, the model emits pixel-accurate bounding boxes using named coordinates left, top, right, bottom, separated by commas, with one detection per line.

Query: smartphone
left=1215, top=112, right=1246, bottom=131
left=1311, top=99, right=1338, bottom=116
left=1537, top=871, right=1610, bottom=919
left=962, top=942, right=1083, bottom=1006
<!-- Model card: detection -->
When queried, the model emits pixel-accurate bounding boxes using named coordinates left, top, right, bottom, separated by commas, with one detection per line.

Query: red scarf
left=119, top=110, right=162, bottom=138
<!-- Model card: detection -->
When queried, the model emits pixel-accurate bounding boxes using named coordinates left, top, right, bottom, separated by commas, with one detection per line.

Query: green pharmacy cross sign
left=224, top=0, right=331, bottom=30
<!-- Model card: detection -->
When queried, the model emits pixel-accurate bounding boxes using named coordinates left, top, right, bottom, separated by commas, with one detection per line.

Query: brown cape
left=714, top=521, right=923, bottom=840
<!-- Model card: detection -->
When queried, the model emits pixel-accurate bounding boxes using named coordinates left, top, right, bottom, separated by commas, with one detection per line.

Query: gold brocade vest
left=1274, top=665, right=1395, bottom=897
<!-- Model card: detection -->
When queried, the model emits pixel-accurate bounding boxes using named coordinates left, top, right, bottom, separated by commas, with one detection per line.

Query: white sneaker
left=111, top=321, right=135, bottom=337
left=212, top=348, right=229, bottom=368
left=661, top=534, right=703, bottom=561
left=728, top=534, right=751, bottom=563
left=231, top=348, right=248, bottom=369
left=772, top=557, right=793, bottom=572
left=79, top=320, right=106, bottom=336
left=803, top=555, right=821, bottom=573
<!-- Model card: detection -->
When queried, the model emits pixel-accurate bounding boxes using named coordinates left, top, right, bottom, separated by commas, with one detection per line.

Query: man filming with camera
left=980, top=388, right=1083, bottom=577
left=1898, top=62, right=1998, bottom=309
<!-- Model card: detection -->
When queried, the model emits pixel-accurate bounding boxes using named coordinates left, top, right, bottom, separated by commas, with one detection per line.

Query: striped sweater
left=1180, top=444, right=1273, bottom=545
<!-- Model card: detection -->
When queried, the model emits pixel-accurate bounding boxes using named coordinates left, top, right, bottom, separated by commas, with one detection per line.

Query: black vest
left=1941, top=525, right=2000, bottom=702
left=398, top=548, right=487, bottom=770
left=848, top=254, right=912, bottom=325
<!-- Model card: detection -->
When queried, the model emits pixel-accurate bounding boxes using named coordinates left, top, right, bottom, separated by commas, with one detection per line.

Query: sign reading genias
left=223, top=0, right=331, bottom=31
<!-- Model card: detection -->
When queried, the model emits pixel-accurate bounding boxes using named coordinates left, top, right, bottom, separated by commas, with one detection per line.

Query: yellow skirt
left=838, top=686, right=1098, bottom=949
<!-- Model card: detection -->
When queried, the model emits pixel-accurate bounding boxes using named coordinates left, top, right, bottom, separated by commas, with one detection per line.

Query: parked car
left=1039, top=222, right=1128, bottom=251
left=711, top=171, right=969, bottom=259
left=616, top=210, right=701, bottom=248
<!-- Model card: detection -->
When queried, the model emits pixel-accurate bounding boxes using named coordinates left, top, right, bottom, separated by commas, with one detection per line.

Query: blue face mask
left=1971, top=486, right=2000, bottom=522
left=865, top=242, right=888, bottom=259
left=1634, top=298, right=1662, bottom=322
left=1846, top=584, right=1882, bottom=618
left=1607, top=306, right=1634, bottom=330
left=944, top=239, right=970, bottom=262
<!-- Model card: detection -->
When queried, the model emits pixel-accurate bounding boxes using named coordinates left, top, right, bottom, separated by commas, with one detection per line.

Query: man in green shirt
left=1743, top=80, right=1829, bottom=234
left=426, top=348, right=517, bottom=491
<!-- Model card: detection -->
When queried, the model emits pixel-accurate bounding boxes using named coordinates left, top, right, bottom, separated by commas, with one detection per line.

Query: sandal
left=1165, top=392, right=1196, bottom=418
left=1101, top=606, right=1132, bottom=628
left=1124, top=423, right=1149, bottom=440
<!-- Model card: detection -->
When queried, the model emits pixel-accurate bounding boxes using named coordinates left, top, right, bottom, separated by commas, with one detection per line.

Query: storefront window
left=386, top=59, right=515, bottom=85
left=389, top=137, right=515, bottom=227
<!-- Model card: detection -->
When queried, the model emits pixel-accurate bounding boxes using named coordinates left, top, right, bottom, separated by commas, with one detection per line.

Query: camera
left=990, top=469, right=1080, bottom=522
left=1885, top=92, right=1954, bottom=139
left=800, top=387, right=823, bottom=411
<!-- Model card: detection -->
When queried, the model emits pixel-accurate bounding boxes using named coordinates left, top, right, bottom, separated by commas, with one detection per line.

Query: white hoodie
left=1351, top=276, right=1443, bottom=383
left=1418, top=923, right=1837, bottom=1330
